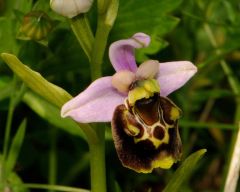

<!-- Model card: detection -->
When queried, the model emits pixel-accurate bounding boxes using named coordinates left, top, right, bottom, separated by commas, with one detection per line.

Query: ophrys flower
left=61, top=32, right=197, bottom=173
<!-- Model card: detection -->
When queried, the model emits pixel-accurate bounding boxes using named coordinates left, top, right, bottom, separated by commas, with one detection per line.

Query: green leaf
left=0, top=18, right=19, bottom=54
left=163, top=149, right=207, bottom=192
left=5, top=119, right=27, bottom=178
left=0, top=85, right=13, bottom=101
left=111, top=0, right=182, bottom=57
left=1, top=53, right=72, bottom=108
left=221, top=0, right=236, bottom=24
left=0, top=0, right=33, bottom=53
left=136, top=32, right=169, bottom=62
left=0, top=161, right=28, bottom=192
left=7, top=172, right=29, bottom=192
left=0, top=155, right=28, bottom=191
left=22, top=91, right=85, bottom=139
left=113, top=181, right=122, bottom=192
left=0, top=76, right=13, bottom=101
left=2, top=0, right=32, bottom=16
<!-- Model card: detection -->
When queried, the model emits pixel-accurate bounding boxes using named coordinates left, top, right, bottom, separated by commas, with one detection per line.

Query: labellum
left=19, top=11, right=53, bottom=41
left=60, top=33, right=197, bottom=172
left=111, top=79, right=182, bottom=173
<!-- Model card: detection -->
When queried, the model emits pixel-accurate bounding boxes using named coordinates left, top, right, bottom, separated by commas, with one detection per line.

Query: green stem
left=180, top=121, right=237, bottom=130
left=86, top=3, right=113, bottom=190
left=84, top=0, right=118, bottom=190
left=203, top=24, right=240, bottom=95
left=86, top=16, right=110, bottom=192
left=219, top=60, right=239, bottom=95
left=89, top=125, right=106, bottom=192
left=1, top=76, right=17, bottom=182
left=98, top=0, right=109, bottom=14
left=87, top=7, right=112, bottom=191
left=8, top=183, right=89, bottom=192
left=90, top=16, right=111, bottom=80
left=90, top=0, right=118, bottom=80
left=49, top=127, right=57, bottom=192
left=70, top=14, right=94, bottom=61
left=78, top=123, right=98, bottom=144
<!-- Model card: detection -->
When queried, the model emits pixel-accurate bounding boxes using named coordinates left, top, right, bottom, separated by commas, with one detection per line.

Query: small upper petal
left=136, top=60, right=159, bottom=79
left=112, top=70, right=136, bottom=93
left=109, top=32, right=151, bottom=72
left=61, top=77, right=126, bottom=123
left=156, top=61, right=197, bottom=96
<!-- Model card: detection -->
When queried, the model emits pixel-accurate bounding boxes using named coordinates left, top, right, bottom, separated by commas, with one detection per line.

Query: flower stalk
left=90, top=17, right=111, bottom=79
left=82, top=1, right=119, bottom=190
left=90, top=0, right=119, bottom=80
left=48, top=127, right=58, bottom=191
left=86, top=0, right=118, bottom=186
left=97, top=0, right=109, bottom=14
left=86, top=0, right=119, bottom=189
left=89, top=125, right=106, bottom=192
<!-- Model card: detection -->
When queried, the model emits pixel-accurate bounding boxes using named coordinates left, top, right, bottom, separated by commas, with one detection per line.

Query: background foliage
left=0, top=0, right=240, bottom=191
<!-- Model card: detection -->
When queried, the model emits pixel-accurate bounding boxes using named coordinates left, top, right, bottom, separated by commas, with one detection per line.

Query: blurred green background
left=0, top=0, right=240, bottom=191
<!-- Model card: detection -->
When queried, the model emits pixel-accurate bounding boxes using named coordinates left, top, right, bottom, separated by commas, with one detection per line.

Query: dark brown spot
left=153, top=126, right=165, bottom=140
left=111, top=104, right=182, bottom=173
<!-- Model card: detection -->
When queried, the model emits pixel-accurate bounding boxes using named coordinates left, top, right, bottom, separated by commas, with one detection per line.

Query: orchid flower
left=61, top=32, right=197, bottom=173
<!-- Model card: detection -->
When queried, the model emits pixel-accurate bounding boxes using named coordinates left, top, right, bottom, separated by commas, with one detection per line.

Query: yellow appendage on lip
left=170, top=107, right=181, bottom=121
left=142, top=79, right=160, bottom=93
left=134, top=156, right=175, bottom=173
left=128, top=86, right=151, bottom=106
left=128, top=79, right=160, bottom=106
left=151, top=156, right=175, bottom=169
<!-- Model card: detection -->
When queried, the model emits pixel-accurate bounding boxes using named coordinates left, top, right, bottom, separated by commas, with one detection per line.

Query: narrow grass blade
left=163, top=149, right=207, bottom=192
left=5, top=119, right=27, bottom=178
left=224, top=122, right=240, bottom=192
